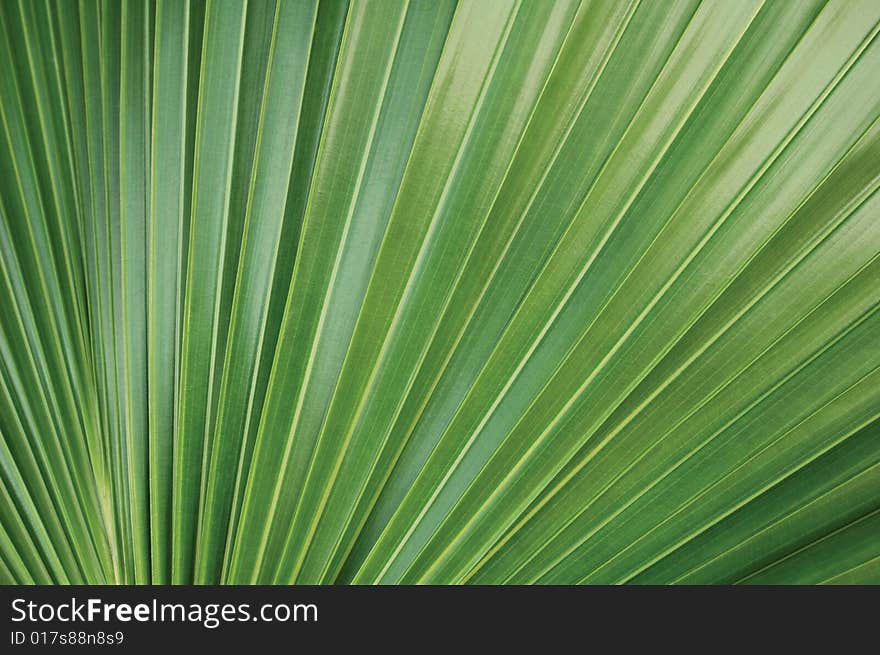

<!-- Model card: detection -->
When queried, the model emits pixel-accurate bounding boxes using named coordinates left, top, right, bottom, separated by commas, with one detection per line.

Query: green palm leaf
left=0, top=0, right=878, bottom=585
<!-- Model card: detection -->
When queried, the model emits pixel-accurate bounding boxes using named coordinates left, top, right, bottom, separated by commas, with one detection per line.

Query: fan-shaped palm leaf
left=1, top=0, right=878, bottom=585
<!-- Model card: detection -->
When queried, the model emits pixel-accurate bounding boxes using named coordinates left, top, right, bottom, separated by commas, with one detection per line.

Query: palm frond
left=1, top=0, right=878, bottom=585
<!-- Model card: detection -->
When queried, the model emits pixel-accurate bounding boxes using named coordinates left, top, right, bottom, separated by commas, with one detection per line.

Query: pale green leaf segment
left=0, top=0, right=878, bottom=585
